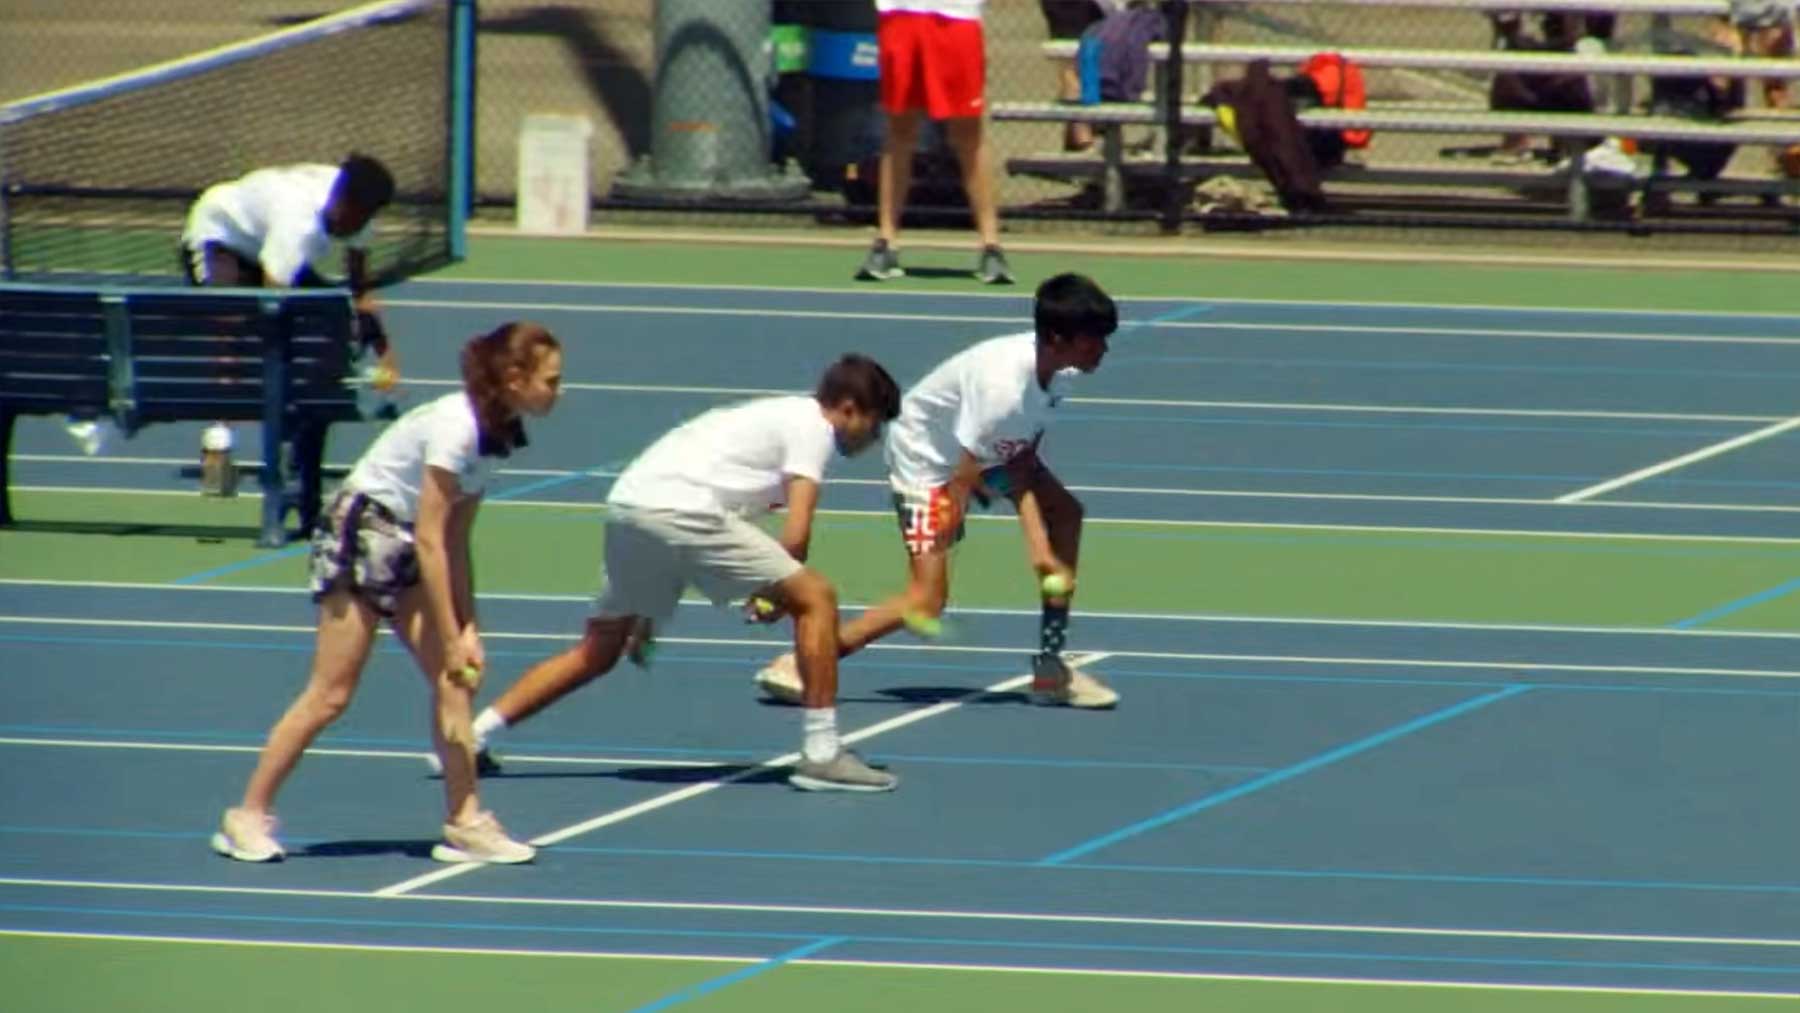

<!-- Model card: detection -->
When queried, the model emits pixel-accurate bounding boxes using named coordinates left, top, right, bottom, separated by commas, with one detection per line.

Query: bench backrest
left=0, top=284, right=360, bottom=430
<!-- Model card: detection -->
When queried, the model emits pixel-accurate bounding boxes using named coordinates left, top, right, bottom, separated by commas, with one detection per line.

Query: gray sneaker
left=1030, top=653, right=1120, bottom=709
left=790, top=750, right=899, bottom=792
left=855, top=241, right=903, bottom=281
left=975, top=245, right=1015, bottom=285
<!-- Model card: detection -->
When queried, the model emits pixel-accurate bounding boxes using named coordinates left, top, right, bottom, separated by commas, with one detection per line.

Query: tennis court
left=2, top=240, right=1799, bottom=1011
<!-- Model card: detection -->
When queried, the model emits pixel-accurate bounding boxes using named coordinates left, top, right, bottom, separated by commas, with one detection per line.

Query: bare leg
left=238, top=589, right=378, bottom=814
left=879, top=110, right=924, bottom=244
left=837, top=549, right=950, bottom=658
left=1055, top=63, right=1093, bottom=150
left=390, top=588, right=480, bottom=826
left=943, top=116, right=1001, bottom=248
left=775, top=568, right=841, bottom=708
left=486, top=616, right=632, bottom=727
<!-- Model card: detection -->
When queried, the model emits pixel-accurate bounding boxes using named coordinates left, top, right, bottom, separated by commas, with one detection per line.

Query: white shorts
left=593, top=506, right=802, bottom=622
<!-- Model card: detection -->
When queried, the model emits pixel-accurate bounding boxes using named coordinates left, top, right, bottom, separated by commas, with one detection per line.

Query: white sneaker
left=210, top=807, right=286, bottom=862
left=1030, top=654, right=1120, bottom=709
left=431, top=811, right=536, bottom=864
left=754, top=652, right=804, bottom=705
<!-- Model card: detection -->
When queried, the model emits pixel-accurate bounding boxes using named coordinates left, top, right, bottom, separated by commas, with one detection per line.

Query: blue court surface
left=3, top=279, right=1798, bottom=1005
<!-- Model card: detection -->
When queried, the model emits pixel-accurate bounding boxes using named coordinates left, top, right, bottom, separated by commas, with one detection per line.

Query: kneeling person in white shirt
left=471, top=354, right=904, bottom=792
left=757, top=272, right=1121, bottom=710
left=181, top=153, right=399, bottom=377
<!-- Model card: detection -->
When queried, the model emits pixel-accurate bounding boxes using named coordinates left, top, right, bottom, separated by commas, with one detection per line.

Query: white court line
left=1557, top=416, right=1800, bottom=503
left=25, top=473, right=1800, bottom=520
left=409, top=276, right=1800, bottom=322
left=383, top=298, right=1800, bottom=346
left=4, top=877, right=1795, bottom=951
left=374, top=656, right=1106, bottom=897
left=19, top=483, right=1800, bottom=538
left=0, top=737, right=719, bottom=768
left=10, top=599, right=1800, bottom=644
left=6, top=611, right=1800, bottom=678
left=0, top=931, right=1791, bottom=1002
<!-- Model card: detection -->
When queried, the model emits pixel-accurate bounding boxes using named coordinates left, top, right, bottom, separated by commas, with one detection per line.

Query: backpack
left=1297, top=52, right=1371, bottom=150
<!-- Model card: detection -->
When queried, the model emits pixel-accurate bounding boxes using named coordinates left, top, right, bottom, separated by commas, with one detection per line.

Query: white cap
left=201, top=423, right=234, bottom=452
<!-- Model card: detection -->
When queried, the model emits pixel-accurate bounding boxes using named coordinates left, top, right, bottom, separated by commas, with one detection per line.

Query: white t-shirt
left=875, top=0, right=985, bottom=20
left=181, top=164, right=373, bottom=285
left=886, top=332, right=1069, bottom=489
left=345, top=392, right=497, bottom=522
left=608, top=396, right=836, bottom=517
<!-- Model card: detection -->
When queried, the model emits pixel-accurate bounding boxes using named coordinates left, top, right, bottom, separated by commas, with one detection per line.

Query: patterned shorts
left=309, top=490, right=418, bottom=617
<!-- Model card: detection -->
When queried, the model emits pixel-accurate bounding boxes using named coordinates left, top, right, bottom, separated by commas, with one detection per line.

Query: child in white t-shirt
left=209, top=321, right=564, bottom=865
left=469, top=355, right=904, bottom=792
left=758, top=273, right=1121, bottom=709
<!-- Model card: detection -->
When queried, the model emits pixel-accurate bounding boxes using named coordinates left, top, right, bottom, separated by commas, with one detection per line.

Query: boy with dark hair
left=181, top=153, right=399, bottom=374
left=465, top=354, right=906, bottom=792
left=757, top=273, right=1122, bottom=709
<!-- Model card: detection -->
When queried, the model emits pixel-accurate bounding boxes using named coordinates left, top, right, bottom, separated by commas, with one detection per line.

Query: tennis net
left=0, top=0, right=471, bottom=284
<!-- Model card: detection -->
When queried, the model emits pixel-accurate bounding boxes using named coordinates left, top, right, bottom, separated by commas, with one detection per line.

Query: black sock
left=1039, top=602, right=1070, bottom=657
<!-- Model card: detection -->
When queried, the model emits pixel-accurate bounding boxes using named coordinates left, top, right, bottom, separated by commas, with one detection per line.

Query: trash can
left=773, top=0, right=880, bottom=191
left=516, top=114, right=593, bottom=234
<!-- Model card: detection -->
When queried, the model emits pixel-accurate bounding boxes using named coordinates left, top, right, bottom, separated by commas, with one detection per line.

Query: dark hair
left=815, top=353, right=901, bottom=421
left=1033, top=272, right=1117, bottom=345
left=337, top=153, right=395, bottom=210
left=460, top=321, right=560, bottom=457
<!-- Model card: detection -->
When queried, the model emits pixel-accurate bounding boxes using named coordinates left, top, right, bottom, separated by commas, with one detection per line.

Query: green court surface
left=7, top=489, right=1800, bottom=630
left=6, top=235, right=1799, bottom=1013
left=4, top=935, right=1789, bottom=1013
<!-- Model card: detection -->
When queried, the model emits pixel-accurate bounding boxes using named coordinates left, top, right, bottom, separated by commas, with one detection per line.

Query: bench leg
left=1102, top=125, right=1125, bottom=214
left=0, top=409, right=14, bottom=527
left=256, top=427, right=288, bottom=548
left=292, top=422, right=328, bottom=538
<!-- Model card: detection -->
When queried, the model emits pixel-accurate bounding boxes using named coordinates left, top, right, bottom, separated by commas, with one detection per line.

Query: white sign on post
left=517, top=114, right=594, bottom=235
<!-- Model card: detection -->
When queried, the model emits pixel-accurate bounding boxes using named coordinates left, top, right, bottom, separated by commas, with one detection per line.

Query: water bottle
left=200, top=422, right=237, bottom=497
left=1076, top=33, right=1102, bottom=105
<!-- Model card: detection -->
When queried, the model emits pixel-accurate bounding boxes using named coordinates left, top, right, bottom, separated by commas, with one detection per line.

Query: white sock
left=802, top=707, right=839, bottom=764
left=472, top=708, right=508, bottom=748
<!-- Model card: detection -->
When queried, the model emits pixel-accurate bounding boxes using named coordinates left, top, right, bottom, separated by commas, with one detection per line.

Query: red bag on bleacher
left=1299, top=52, right=1371, bottom=150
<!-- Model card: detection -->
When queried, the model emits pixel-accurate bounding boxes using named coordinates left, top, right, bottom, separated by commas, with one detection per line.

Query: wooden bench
left=0, top=284, right=366, bottom=547
left=1000, top=1, right=1800, bottom=218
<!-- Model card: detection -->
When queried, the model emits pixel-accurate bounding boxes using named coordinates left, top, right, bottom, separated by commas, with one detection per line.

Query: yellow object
left=902, top=611, right=943, bottom=639
left=1216, top=104, right=1239, bottom=143
left=1041, top=573, right=1072, bottom=598
left=458, top=664, right=482, bottom=686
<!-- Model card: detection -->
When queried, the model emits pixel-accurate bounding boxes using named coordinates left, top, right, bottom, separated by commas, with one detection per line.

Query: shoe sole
left=754, top=671, right=804, bottom=705
left=431, top=843, right=536, bottom=864
left=1029, top=687, right=1120, bottom=709
left=210, top=832, right=283, bottom=862
left=976, top=272, right=1016, bottom=285
left=855, top=267, right=904, bottom=281
left=788, top=772, right=899, bottom=792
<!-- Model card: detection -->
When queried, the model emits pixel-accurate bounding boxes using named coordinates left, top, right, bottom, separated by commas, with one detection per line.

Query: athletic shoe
left=789, top=750, right=899, bottom=792
left=975, top=245, right=1016, bottom=285
left=431, top=811, right=536, bottom=864
left=210, top=807, right=286, bottom=862
left=855, top=240, right=904, bottom=281
left=1030, top=653, right=1120, bottom=709
left=754, top=652, right=804, bottom=705
left=625, top=616, right=657, bottom=669
left=425, top=746, right=504, bottom=777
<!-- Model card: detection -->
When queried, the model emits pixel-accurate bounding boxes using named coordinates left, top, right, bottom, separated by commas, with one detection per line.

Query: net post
left=448, top=0, right=475, bottom=261
left=1159, top=0, right=1189, bottom=235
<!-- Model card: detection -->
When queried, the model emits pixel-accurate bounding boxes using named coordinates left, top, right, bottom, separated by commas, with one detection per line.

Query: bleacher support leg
left=0, top=409, right=14, bottom=526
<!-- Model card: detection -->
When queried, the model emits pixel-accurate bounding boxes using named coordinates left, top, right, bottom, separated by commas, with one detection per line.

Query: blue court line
left=6, top=827, right=1800, bottom=898
left=1037, top=685, right=1533, bottom=866
left=5, top=901, right=1800, bottom=981
left=624, top=936, right=843, bottom=1013
left=1671, top=576, right=1800, bottom=629
left=168, top=463, right=618, bottom=585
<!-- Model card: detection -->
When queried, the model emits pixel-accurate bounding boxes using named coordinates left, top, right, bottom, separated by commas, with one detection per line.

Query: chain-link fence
left=6, top=2, right=1797, bottom=250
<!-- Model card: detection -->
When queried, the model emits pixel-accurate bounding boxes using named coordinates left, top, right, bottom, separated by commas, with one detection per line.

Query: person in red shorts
left=859, top=0, right=1014, bottom=286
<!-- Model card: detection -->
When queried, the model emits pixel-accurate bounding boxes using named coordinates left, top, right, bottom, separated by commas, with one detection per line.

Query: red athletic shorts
left=877, top=11, right=986, bottom=120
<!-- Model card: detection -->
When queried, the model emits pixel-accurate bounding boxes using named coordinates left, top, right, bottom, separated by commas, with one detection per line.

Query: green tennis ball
left=753, top=597, right=777, bottom=615
left=902, top=611, right=943, bottom=639
left=1040, top=573, right=1072, bottom=597
left=458, top=664, right=482, bottom=686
